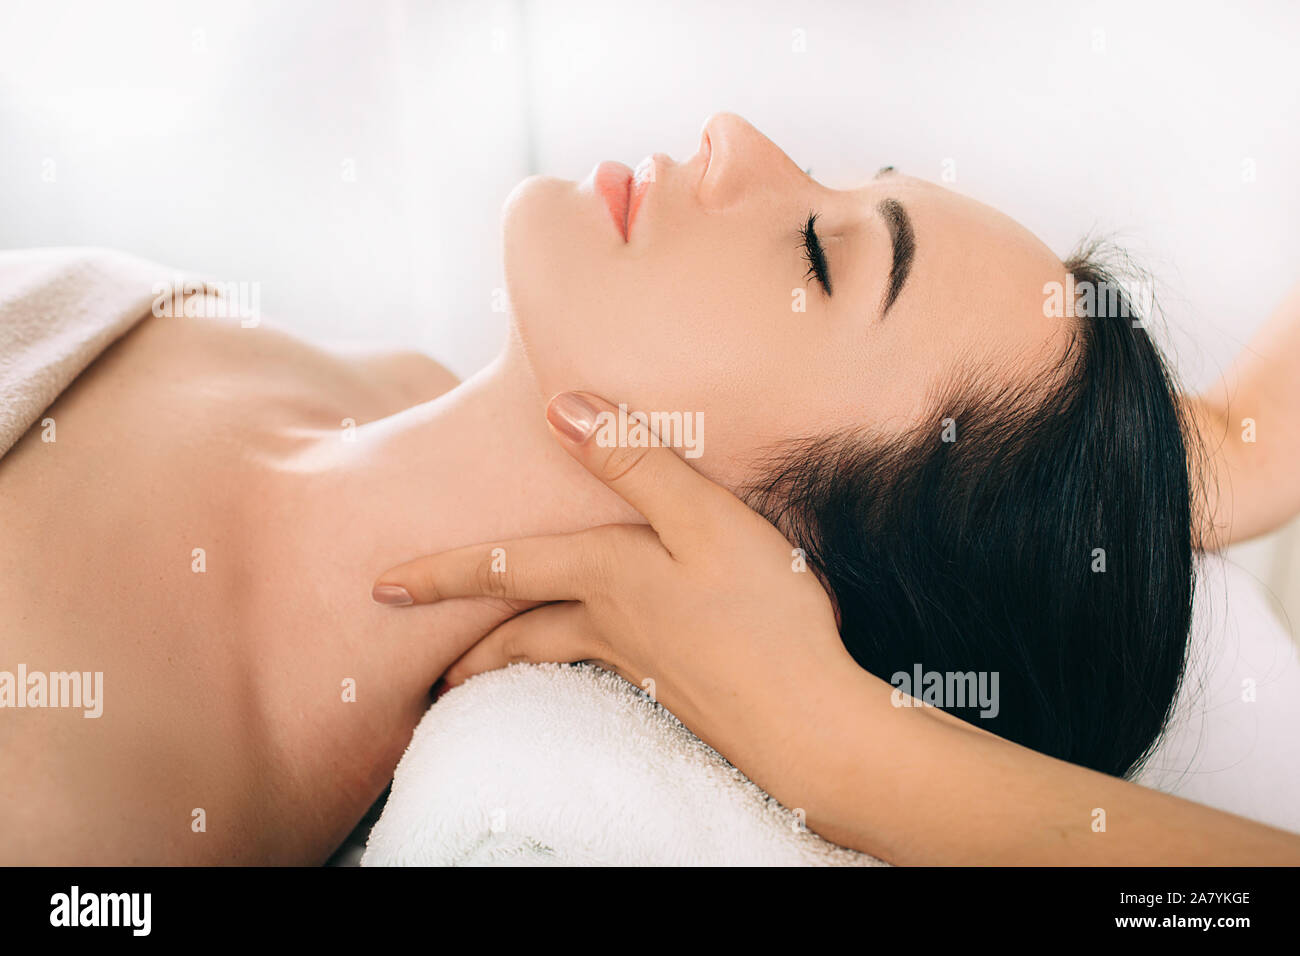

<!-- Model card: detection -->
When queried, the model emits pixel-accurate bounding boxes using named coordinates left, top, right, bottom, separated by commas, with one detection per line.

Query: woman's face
left=504, top=112, right=1074, bottom=479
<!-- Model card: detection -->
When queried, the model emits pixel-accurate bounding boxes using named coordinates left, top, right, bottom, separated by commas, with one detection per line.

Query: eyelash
left=799, top=212, right=832, bottom=296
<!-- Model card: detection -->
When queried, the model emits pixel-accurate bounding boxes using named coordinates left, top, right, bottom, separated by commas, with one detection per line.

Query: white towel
left=0, top=247, right=209, bottom=458
left=362, top=663, right=880, bottom=866
left=361, top=558, right=1300, bottom=868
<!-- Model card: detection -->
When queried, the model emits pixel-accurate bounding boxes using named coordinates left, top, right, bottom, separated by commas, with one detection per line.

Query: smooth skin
left=374, top=377, right=1300, bottom=866
left=1186, top=280, right=1300, bottom=548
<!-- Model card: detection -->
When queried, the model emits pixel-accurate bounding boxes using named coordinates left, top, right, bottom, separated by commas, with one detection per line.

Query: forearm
left=747, top=661, right=1300, bottom=865
left=1191, top=281, right=1300, bottom=547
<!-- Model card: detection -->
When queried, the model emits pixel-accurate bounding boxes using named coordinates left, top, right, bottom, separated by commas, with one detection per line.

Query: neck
left=307, top=334, right=643, bottom=675
left=236, top=336, right=648, bottom=853
left=359, top=336, right=642, bottom=554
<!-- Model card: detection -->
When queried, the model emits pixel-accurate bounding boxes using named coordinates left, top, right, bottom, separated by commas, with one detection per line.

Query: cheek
left=621, top=232, right=801, bottom=371
left=506, top=199, right=833, bottom=472
left=598, top=273, right=825, bottom=476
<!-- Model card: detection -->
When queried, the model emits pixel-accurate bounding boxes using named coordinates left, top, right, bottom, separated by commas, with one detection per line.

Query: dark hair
left=745, top=241, right=1200, bottom=778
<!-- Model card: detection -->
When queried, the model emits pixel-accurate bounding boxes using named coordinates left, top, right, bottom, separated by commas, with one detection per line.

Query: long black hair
left=746, top=241, right=1201, bottom=778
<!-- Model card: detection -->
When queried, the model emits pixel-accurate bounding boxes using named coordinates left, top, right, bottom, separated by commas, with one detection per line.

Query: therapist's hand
left=371, top=390, right=854, bottom=747
left=371, top=391, right=1300, bottom=866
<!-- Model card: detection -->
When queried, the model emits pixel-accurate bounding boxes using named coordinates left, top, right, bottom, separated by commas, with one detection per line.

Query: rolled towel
left=362, top=663, right=880, bottom=866
left=359, top=556, right=1300, bottom=865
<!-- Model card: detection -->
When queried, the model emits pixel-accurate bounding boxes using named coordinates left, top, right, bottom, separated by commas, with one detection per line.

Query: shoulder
left=337, top=346, right=461, bottom=407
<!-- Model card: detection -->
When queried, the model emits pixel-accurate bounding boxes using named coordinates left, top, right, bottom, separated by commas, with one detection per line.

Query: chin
left=501, top=176, right=603, bottom=384
left=502, top=177, right=562, bottom=342
left=498, top=175, right=696, bottom=424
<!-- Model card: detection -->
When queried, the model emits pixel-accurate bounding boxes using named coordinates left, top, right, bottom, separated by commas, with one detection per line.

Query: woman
left=0, top=113, right=1276, bottom=863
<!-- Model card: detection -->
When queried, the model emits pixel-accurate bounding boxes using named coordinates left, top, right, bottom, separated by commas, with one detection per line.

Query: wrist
left=699, top=648, right=889, bottom=844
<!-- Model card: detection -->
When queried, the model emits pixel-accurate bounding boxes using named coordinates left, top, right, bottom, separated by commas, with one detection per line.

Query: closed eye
left=799, top=212, right=832, bottom=296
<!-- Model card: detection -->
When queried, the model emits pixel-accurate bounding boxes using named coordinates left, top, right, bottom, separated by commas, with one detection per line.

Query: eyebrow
left=876, top=197, right=915, bottom=316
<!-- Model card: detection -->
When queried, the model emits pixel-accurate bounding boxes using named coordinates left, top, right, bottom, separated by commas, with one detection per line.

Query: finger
left=441, top=602, right=601, bottom=687
left=372, top=524, right=655, bottom=606
left=373, top=533, right=591, bottom=606
left=544, top=391, right=744, bottom=552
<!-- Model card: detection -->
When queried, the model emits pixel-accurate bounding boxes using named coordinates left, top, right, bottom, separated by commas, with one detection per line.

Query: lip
left=628, top=156, right=657, bottom=237
left=585, top=130, right=709, bottom=243
left=594, top=160, right=634, bottom=241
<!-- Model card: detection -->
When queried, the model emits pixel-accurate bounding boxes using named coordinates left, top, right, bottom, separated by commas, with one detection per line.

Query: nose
left=698, top=112, right=807, bottom=208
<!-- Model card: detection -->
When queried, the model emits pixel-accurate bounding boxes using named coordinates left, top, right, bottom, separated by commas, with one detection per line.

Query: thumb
left=544, top=391, right=738, bottom=552
left=441, top=602, right=602, bottom=689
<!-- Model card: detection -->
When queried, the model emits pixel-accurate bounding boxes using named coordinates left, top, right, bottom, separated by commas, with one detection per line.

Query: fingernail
left=547, top=392, right=599, bottom=443
left=372, top=584, right=413, bottom=606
